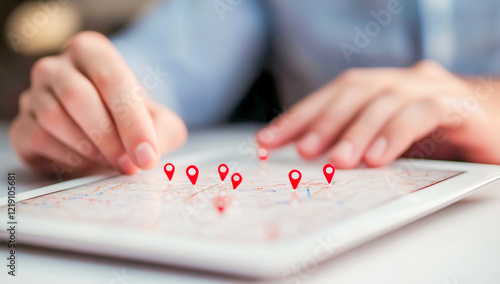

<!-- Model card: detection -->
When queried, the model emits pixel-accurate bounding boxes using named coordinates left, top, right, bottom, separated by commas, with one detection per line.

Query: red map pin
left=214, top=192, right=228, bottom=214
left=218, top=164, right=229, bottom=182
left=186, top=165, right=199, bottom=185
left=323, top=164, right=336, bottom=184
left=231, top=173, right=242, bottom=190
left=214, top=195, right=227, bottom=213
left=164, top=163, right=175, bottom=181
left=257, top=147, right=269, bottom=161
left=289, top=170, right=302, bottom=190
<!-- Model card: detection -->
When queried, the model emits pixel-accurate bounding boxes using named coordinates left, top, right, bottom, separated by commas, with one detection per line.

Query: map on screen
left=16, top=160, right=460, bottom=244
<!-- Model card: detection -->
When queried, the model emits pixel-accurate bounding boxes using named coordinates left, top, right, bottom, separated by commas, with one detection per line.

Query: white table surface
left=0, top=122, right=499, bottom=284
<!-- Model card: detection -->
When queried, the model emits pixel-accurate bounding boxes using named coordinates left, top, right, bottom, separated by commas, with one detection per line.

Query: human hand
left=9, top=31, right=187, bottom=176
left=257, top=60, right=500, bottom=168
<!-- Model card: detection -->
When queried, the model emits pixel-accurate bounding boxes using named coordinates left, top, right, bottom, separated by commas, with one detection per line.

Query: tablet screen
left=15, top=160, right=461, bottom=244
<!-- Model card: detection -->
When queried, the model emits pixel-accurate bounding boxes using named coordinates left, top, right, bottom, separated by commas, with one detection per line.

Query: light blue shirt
left=112, top=0, right=500, bottom=128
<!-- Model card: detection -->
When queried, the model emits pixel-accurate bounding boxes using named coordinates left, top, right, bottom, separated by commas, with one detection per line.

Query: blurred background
left=0, top=0, right=279, bottom=123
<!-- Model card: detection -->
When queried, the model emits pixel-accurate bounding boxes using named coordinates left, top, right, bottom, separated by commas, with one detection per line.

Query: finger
left=147, top=100, right=188, bottom=154
left=18, top=91, right=31, bottom=113
left=10, top=114, right=92, bottom=174
left=66, top=32, right=159, bottom=169
left=255, top=82, right=335, bottom=148
left=28, top=89, right=105, bottom=164
left=364, top=98, right=445, bottom=167
left=31, top=56, right=138, bottom=174
left=295, top=84, right=383, bottom=159
left=328, top=93, right=406, bottom=168
left=256, top=68, right=398, bottom=149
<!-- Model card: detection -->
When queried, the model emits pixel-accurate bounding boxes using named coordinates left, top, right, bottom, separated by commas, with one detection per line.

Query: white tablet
left=1, top=146, right=500, bottom=279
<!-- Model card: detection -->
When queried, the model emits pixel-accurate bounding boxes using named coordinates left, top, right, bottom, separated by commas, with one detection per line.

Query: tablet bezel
left=1, top=150, right=499, bottom=279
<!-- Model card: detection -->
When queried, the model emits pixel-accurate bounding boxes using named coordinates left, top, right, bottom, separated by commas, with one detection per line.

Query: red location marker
left=214, top=194, right=228, bottom=214
left=218, top=164, right=229, bottom=182
left=186, top=165, right=199, bottom=185
left=231, top=173, right=242, bottom=190
left=164, top=163, right=175, bottom=181
left=257, top=147, right=269, bottom=161
left=288, top=170, right=302, bottom=190
left=323, top=164, right=336, bottom=184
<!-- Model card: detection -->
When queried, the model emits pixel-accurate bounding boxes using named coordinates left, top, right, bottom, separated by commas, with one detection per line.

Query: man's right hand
left=9, top=31, right=187, bottom=176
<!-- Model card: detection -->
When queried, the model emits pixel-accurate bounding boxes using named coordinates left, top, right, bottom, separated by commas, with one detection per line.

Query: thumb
left=147, top=100, right=188, bottom=155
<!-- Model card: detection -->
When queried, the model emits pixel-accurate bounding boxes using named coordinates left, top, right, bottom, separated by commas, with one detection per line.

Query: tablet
left=1, top=146, right=500, bottom=279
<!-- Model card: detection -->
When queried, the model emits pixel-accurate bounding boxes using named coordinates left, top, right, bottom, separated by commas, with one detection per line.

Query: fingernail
left=135, top=142, right=157, bottom=169
left=257, top=129, right=274, bottom=144
left=330, top=140, right=354, bottom=162
left=118, top=154, right=136, bottom=174
left=367, top=137, right=387, bottom=160
left=298, top=133, right=321, bottom=155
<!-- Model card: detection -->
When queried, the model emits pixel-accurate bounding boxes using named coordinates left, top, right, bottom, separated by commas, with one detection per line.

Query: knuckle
left=326, top=104, right=348, bottom=122
left=36, top=100, right=62, bottom=127
left=58, top=86, right=82, bottom=105
left=94, top=71, right=123, bottom=94
left=420, top=96, right=446, bottom=113
left=31, top=57, right=58, bottom=82
left=376, top=92, right=398, bottom=103
left=121, top=117, right=141, bottom=131
left=388, top=84, right=411, bottom=98
left=338, top=68, right=363, bottom=83
left=412, top=59, right=445, bottom=74
left=374, top=92, right=404, bottom=110
left=326, top=94, right=351, bottom=120
left=360, top=115, right=381, bottom=130
left=68, top=31, right=109, bottom=56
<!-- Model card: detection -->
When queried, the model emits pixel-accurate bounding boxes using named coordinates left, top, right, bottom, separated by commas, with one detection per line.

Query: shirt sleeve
left=111, top=0, right=268, bottom=128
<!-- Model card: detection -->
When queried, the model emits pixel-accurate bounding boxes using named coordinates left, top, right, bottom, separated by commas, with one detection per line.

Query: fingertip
left=117, top=154, right=139, bottom=175
left=134, top=142, right=159, bottom=169
left=329, top=159, right=358, bottom=169
left=363, top=159, right=381, bottom=168
left=364, top=137, right=388, bottom=167
left=256, top=128, right=275, bottom=147
left=296, top=132, right=322, bottom=159
left=328, top=141, right=358, bottom=169
left=363, top=155, right=391, bottom=168
left=295, top=144, right=319, bottom=161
